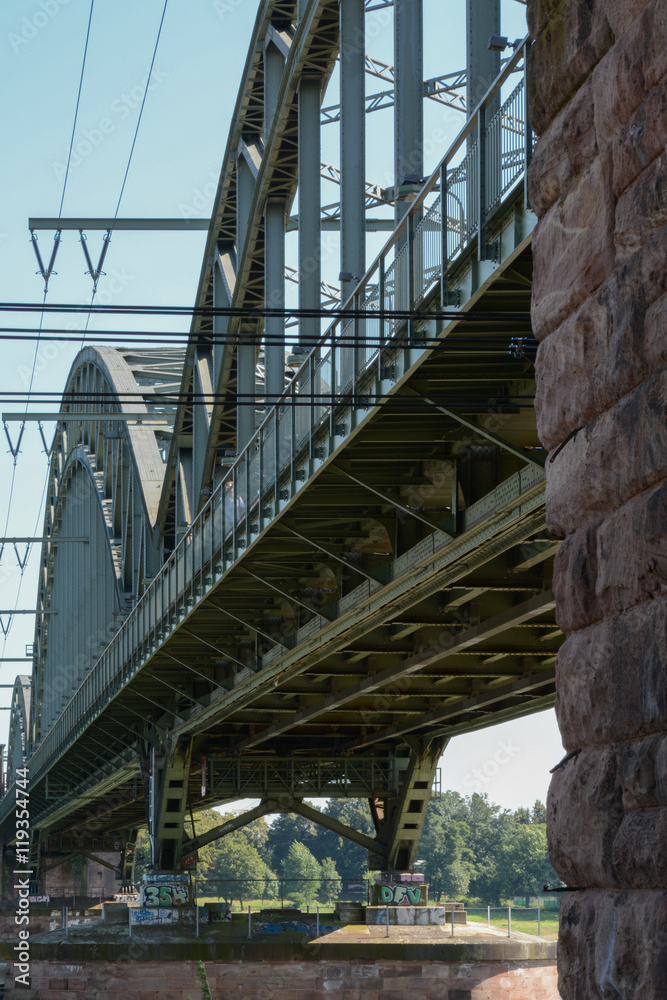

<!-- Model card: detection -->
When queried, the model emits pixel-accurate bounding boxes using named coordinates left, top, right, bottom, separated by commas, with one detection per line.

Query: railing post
left=378, top=255, right=386, bottom=375
left=477, top=105, right=487, bottom=260
left=508, top=905, right=511, bottom=938
left=245, top=447, right=251, bottom=549
left=537, top=905, right=541, bottom=936
left=407, top=212, right=415, bottom=340
left=523, top=42, right=533, bottom=211
left=440, top=162, right=448, bottom=307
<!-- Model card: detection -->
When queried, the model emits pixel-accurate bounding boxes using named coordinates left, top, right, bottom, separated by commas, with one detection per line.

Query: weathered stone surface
left=612, top=78, right=667, bottom=197
left=645, top=292, right=667, bottom=369
left=546, top=368, right=667, bottom=536
left=612, top=808, right=667, bottom=886
left=548, top=741, right=667, bottom=888
left=547, top=747, right=624, bottom=886
left=592, top=14, right=647, bottom=147
left=527, top=0, right=564, bottom=39
left=643, top=0, right=667, bottom=89
left=535, top=226, right=667, bottom=450
left=528, top=0, right=614, bottom=137
left=555, top=598, right=667, bottom=749
left=528, top=76, right=597, bottom=217
left=532, top=147, right=616, bottom=339
left=600, top=0, right=651, bottom=38
left=615, top=150, right=667, bottom=263
left=553, top=480, right=667, bottom=632
left=558, top=891, right=667, bottom=999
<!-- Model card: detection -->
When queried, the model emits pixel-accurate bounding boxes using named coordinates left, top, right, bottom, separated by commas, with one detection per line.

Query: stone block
left=527, top=0, right=613, bottom=136
left=592, top=14, right=647, bottom=146
left=615, top=150, right=667, bottom=263
left=612, top=79, right=667, bottom=197
left=558, top=890, right=667, bottom=999
left=528, top=76, right=598, bottom=217
left=553, top=479, right=667, bottom=631
left=549, top=740, right=667, bottom=889
left=555, top=597, right=667, bottom=748
left=532, top=147, right=616, bottom=340
left=527, top=0, right=565, bottom=39
left=547, top=746, right=625, bottom=887
left=611, top=809, right=667, bottom=887
left=643, top=0, right=667, bottom=89
left=645, top=292, right=667, bottom=368
left=546, top=368, right=667, bottom=537
left=600, top=0, right=651, bottom=38
left=535, top=226, right=667, bottom=450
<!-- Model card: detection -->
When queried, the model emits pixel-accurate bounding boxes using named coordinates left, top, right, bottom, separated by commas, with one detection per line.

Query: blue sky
left=0, top=0, right=562, bottom=811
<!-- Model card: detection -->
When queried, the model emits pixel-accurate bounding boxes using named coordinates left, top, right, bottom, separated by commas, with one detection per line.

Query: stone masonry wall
left=2, top=957, right=559, bottom=1000
left=527, top=0, right=667, bottom=997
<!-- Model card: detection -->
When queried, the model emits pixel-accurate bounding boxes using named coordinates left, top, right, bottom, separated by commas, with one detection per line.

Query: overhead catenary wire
left=0, top=302, right=533, bottom=322
left=58, top=0, right=96, bottom=220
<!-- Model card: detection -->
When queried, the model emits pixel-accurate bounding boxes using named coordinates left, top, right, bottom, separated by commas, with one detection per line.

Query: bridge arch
left=7, top=676, right=31, bottom=778
left=30, top=346, right=182, bottom=745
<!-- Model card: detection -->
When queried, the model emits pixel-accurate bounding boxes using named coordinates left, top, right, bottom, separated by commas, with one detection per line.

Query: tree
left=318, top=857, right=342, bottom=906
left=488, top=824, right=557, bottom=906
left=316, top=798, right=376, bottom=875
left=265, top=810, right=319, bottom=874
left=281, top=841, right=321, bottom=909
left=420, top=809, right=474, bottom=902
left=531, top=800, right=547, bottom=825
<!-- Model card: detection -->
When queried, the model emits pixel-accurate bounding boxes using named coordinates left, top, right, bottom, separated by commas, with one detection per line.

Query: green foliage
left=318, top=857, right=342, bottom=905
left=281, top=841, right=321, bottom=908
left=265, top=810, right=319, bottom=874
left=186, top=960, right=212, bottom=1000
left=135, top=792, right=560, bottom=914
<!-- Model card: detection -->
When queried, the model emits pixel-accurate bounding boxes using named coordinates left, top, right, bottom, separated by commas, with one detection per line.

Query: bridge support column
left=297, top=74, right=322, bottom=349
left=145, top=738, right=192, bottom=872
left=528, top=0, right=667, bottom=995
left=118, top=828, right=139, bottom=889
left=465, top=0, right=500, bottom=112
left=394, top=0, right=423, bottom=226
left=339, top=0, right=366, bottom=299
left=369, top=738, right=446, bottom=870
left=236, top=148, right=258, bottom=450
left=264, top=198, right=286, bottom=402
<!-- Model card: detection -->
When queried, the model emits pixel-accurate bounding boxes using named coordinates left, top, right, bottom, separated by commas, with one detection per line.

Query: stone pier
left=527, top=0, right=667, bottom=996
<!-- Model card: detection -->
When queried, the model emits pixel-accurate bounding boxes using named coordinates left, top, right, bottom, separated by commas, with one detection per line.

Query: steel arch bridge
left=1, top=0, right=558, bottom=886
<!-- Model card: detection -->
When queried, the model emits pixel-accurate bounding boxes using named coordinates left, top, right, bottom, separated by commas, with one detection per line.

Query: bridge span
left=1, top=1, right=557, bottom=885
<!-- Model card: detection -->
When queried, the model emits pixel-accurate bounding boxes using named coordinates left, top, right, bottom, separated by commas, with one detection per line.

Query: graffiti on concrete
left=379, top=884, right=424, bottom=905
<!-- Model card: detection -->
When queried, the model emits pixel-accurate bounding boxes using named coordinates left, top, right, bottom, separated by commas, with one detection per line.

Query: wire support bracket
left=79, top=228, right=112, bottom=292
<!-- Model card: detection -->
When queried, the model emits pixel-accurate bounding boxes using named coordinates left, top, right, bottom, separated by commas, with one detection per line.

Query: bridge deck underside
left=23, top=244, right=560, bottom=840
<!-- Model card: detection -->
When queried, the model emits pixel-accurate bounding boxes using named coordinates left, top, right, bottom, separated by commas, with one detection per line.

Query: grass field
left=467, top=908, right=559, bottom=940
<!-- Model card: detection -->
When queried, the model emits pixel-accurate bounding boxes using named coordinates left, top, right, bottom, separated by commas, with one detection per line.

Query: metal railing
left=1, top=39, right=534, bottom=813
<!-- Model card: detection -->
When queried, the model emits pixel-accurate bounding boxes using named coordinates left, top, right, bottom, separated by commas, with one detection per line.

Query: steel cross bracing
left=0, top=8, right=545, bottom=876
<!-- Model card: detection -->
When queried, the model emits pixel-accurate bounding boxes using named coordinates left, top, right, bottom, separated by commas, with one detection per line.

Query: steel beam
left=466, top=0, right=500, bottom=112
left=233, top=590, right=554, bottom=753
left=354, top=667, right=556, bottom=748
left=289, top=798, right=388, bottom=856
left=264, top=199, right=286, bottom=402
left=394, top=0, right=423, bottom=224
left=236, top=148, right=258, bottom=450
left=339, top=0, right=366, bottom=297
left=298, top=74, right=322, bottom=348
left=28, top=218, right=210, bottom=231
left=0, top=537, right=88, bottom=543
left=1, top=413, right=170, bottom=422
left=181, top=798, right=280, bottom=854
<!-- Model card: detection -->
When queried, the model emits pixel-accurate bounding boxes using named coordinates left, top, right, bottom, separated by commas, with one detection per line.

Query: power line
left=58, top=0, right=96, bottom=219
left=111, top=0, right=169, bottom=225
left=0, top=302, right=532, bottom=322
